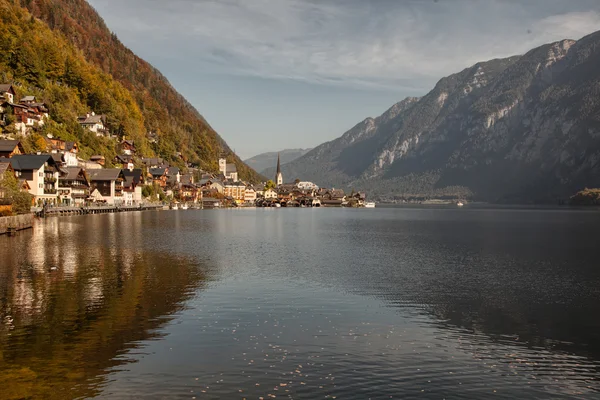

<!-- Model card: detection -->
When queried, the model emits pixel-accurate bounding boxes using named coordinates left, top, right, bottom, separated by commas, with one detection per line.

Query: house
left=264, top=188, right=277, bottom=199
left=149, top=167, right=169, bottom=188
left=320, top=189, right=346, bottom=206
left=0, top=140, right=25, bottom=158
left=87, top=169, right=125, bottom=205
left=223, top=181, right=246, bottom=202
left=78, top=112, right=108, bottom=136
left=58, top=167, right=90, bottom=206
left=43, top=137, right=79, bottom=167
left=122, top=168, right=144, bottom=206
left=244, top=186, right=257, bottom=204
left=120, top=140, right=136, bottom=155
left=0, top=84, right=15, bottom=104
left=141, top=157, right=166, bottom=169
left=166, top=166, right=181, bottom=186
left=347, top=192, right=366, bottom=206
left=115, top=154, right=135, bottom=170
left=297, top=181, right=319, bottom=191
left=3, top=154, right=60, bottom=205
left=180, top=183, right=200, bottom=203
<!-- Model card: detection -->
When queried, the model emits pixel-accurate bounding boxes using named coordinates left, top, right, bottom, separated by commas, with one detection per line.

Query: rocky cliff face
left=275, top=32, right=600, bottom=202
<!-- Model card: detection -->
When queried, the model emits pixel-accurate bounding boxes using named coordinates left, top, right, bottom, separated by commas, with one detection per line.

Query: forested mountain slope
left=3, top=0, right=259, bottom=180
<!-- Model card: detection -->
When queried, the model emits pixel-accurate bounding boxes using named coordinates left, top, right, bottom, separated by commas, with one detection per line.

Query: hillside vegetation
left=1, top=0, right=260, bottom=181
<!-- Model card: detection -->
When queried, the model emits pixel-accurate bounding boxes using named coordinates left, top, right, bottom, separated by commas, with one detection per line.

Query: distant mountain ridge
left=245, top=148, right=311, bottom=176
left=268, top=32, right=600, bottom=202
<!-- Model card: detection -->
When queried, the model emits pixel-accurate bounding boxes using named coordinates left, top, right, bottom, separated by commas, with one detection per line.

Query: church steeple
left=276, top=153, right=283, bottom=186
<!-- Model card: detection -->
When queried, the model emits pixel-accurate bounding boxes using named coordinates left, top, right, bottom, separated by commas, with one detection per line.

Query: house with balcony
left=224, top=181, right=246, bottom=203
left=2, top=154, right=60, bottom=205
left=58, top=167, right=90, bottom=206
left=244, top=186, right=257, bottom=204
left=149, top=167, right=169, bottom=188
left=78, top=112, right=109, bottom=136
left=87, top=169, right=125, bottom=205
left=122, top=168, right=144, bottom=206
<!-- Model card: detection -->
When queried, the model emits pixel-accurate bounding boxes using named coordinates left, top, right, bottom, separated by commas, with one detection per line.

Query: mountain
left=244, top=148, right=311, bottom=176
left=272, top=32, right=600, bottom=202
left=6, top=0, right=260, bottom=181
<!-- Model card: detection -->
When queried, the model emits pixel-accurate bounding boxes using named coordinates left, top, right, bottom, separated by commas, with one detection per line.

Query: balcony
left=44, top=188, right=57, bottom=195
left=44, top=176, right=57, bottom=183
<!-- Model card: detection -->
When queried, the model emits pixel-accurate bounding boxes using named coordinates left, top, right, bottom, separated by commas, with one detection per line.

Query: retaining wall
left=0, top=214, right=33, bottom=235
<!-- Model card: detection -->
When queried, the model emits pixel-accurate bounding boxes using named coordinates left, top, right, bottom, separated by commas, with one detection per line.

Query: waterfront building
left=87, top=169, right=125, bottom=205
left=3, top=154, right=60, bottom=205
left=58, top=167, right=90, bottom=206
left=122, top=169, right=144, bottom=206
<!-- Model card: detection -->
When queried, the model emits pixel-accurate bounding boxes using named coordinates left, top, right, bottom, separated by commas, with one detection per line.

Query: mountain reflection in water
left=1, top=208, right=599, bottom=399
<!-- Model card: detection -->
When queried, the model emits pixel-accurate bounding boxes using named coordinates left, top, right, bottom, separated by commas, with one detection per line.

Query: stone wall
left=0, top=214, right=33, bottom=235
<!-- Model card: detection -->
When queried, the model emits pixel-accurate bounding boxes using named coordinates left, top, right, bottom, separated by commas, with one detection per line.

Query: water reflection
left=1, top=208, right=600, bottom=399
left=0, top=214, right=208, bottom=400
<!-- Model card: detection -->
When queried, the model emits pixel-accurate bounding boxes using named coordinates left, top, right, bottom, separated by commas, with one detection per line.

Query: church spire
left=276, top=153, right=283, bottom=186
left=276, top=153, right=281, bottom=175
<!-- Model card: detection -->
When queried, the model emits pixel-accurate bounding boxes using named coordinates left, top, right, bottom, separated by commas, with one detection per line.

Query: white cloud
left=89, top=0, right=600, bottom=91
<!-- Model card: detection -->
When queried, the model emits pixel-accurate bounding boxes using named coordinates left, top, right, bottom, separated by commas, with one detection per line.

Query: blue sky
left=88, top=0, right=600, bottom=159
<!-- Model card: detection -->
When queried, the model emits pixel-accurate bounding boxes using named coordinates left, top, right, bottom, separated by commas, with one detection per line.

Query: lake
left=1, top=207, right=600, bottom=399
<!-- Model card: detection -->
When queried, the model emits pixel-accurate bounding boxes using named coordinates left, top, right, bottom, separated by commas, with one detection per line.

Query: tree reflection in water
left=0, top=216, right=208, bottom=400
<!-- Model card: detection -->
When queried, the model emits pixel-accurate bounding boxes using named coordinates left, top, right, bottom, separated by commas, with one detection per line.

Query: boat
left=170, top=203, right=179, bottom=210
left=181, top=204, right=189, bottom=210
left=274, top=203, right=281, bottom=208
left=457, top=201, right=464, bottom=207
left=364, top=202, right=376, bottom=208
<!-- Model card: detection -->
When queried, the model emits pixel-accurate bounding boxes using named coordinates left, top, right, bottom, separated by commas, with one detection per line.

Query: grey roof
left=61, top=167, right=87, bottom=181
left=4, top=154, right=55, bottom=171
left=0, top=140, right=21, bottom=152
left=167, top=167, right=180, bottom=176
left=20, top=96, right=35, bottom=102
left=122, top=169, right=142, bottom=188
left=226, top=163, right=237, bottom=173
left=78, top=114, right=104, bottom=124
left=149, top=167, right=166, bottom=176
left=65, top=141, right=76, bottom=151
left=48, top=153, right=64, bottom=164
left=0, top=84, right=14, bottom=92
left=87, top=168, right=123, bottom=181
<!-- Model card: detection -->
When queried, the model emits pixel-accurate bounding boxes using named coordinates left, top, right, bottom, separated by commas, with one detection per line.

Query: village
left=0, top=83, right=372, bottom=217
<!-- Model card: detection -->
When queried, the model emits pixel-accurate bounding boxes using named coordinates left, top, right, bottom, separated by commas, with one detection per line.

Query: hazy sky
left=88, top=0, right=600, bottom=159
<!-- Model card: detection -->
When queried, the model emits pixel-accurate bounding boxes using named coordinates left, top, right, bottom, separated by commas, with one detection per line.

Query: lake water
left=1, top=207, right=600, bottom=399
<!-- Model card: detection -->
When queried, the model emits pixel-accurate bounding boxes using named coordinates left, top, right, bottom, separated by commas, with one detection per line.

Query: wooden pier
left=34, top=204, right=164, bottom=218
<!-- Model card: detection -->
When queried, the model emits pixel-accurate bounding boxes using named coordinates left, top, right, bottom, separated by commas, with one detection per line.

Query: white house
left=78, top=112, right=107, bottom=135
left=297, top=181, right=319, bottom=190
left=264, top=188, right=277, bottom=199
left=244, top=186, right=257, bottom=203
left=5, top=154, right=60, bottom=204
